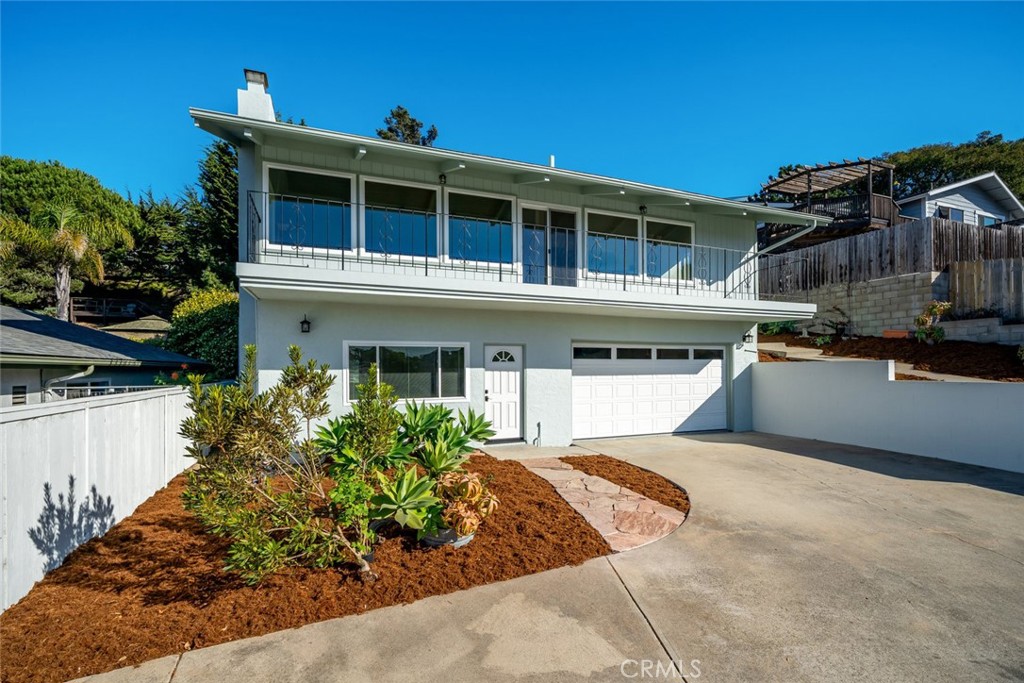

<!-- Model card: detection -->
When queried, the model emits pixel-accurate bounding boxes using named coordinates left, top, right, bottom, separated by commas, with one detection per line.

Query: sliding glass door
left=521, top=207, right=577, bottom=286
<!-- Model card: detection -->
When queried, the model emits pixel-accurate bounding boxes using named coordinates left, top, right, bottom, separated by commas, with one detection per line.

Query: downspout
left=741, top=219, right=819, bottom=266
left=43, top=365, right=95, bottom=402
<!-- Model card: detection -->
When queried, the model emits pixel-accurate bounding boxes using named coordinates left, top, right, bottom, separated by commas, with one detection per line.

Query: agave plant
left=459, top=408, right=497, bottom=442
left=370, top=466, right=439, bottom=530
left=430, top=472, right=499, bottom=538
left=417, top=436, right=469, bottom=477
left=400, top=401, right=452, bottom=445
left=314, top=416, right=349, bottom=460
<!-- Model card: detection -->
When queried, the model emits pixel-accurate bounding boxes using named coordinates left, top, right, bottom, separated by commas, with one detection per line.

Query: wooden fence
left=949, top=258, right=1024, bottom=321
left=760, top=218, right=1024, bottom=298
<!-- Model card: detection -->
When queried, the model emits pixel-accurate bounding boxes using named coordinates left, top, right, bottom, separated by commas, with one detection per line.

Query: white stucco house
left=190, top=70, right=825, bottom=447
left=896, top=172, right=1024, bottom=227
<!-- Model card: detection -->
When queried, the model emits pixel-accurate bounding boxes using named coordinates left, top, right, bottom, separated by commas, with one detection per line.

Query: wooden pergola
left=762, top=158, right=894, bottom=197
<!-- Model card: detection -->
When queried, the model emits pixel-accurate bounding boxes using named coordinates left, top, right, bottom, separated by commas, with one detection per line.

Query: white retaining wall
left=752, top=361, right=1024, bottom=474
left=0, top=387, right=193, bottom=611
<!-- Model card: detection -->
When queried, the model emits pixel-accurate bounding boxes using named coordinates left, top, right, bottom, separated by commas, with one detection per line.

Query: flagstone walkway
left=521, top=458, right=687, bottom=552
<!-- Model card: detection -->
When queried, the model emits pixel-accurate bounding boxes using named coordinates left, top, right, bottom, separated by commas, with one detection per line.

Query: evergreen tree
left=376, top=106, right=439, bottom=147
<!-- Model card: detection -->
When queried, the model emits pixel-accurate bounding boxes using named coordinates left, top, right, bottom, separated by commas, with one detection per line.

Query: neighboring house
left=99, top=315, right=171, bottom=341
left=896, top=172, right=1024, bottom=227
left=0, top=306, right=204, bottom=407
left=189, top=70, right=822, bottom=447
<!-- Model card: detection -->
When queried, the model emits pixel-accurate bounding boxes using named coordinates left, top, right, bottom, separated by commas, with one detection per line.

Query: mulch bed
left=761, top=333, right=1024, bottom=382
left=0, top=455, right=611, bottom=683
left=561, top=455, right=690, bottom=517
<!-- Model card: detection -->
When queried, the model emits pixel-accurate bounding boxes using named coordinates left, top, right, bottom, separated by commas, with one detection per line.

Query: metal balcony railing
left=245, top=191, right=783, bottom=301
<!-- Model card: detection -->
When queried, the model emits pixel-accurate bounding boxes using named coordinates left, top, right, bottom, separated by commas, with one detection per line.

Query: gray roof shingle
left=1, top=305, right=203, bottom=367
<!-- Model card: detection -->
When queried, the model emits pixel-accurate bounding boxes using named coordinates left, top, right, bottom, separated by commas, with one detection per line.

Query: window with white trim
left=348, top=344, right=467, bottom=400
left=267, top=167, right=353, bottom=249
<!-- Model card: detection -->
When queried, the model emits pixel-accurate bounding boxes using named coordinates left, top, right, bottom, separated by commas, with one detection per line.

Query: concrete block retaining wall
left=937, top=318, right=1024, bottom=346
left=797, top=272, right=947, bottom=337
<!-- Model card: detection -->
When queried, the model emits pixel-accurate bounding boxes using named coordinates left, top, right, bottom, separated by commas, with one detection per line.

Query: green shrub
left=758, top=321, right=797, bottom=336
left=166, top=288, right=238, bottom=379
left=914, top=301, right=951, bottom=344
left=811, top=335, right=832, bottom=347
left=180, top=345, right=375, bottom=583
left=1017, top=345, right=1024, bottom=365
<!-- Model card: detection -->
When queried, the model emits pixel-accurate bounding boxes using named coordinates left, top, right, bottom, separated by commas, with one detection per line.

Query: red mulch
left=0, top=455, right=611, bottom=683
left=561, top=455, right=690, bottom=517
left=761, top=333, right=1024, bottom=382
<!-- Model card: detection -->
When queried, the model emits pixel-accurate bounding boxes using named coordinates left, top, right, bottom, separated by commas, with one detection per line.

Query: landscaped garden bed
left=0, top=455, right=610, bottom=683
left=761, top=333, right=1024, bottom=382
left=0, top=346, right=692, bottom=683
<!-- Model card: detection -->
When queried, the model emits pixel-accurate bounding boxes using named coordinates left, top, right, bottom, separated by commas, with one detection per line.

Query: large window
left=348, top=343, right=467, bottom=400
left=980, top=215, right=1002, bottom=227
left=448, top=193, right=514, bottom=263
left=645, top=219, right=693, bottom=280
left=267, top=167, right=352, bottom=249
left=364, top=180, right=439, bottom=257
left=587, top=212, right=639, bottom=276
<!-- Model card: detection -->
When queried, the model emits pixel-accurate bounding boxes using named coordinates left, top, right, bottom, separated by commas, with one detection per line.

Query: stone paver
left=524, top=459, right=686, bottom=552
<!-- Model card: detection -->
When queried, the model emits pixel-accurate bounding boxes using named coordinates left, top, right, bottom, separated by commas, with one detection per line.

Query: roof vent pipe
left=237, top=69, right=275, bottom=122
left=549, top=155, right=556, bottom=168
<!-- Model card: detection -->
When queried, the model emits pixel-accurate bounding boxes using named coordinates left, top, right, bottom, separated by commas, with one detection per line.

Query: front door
left=484, top=345, right=522, bottom=440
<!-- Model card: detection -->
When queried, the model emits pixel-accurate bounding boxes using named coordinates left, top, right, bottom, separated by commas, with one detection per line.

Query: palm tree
left=4, top=201, right=133, bottom=320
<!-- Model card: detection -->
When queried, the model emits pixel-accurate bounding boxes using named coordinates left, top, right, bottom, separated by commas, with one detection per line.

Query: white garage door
left=572, top=345, right=727, bottom=439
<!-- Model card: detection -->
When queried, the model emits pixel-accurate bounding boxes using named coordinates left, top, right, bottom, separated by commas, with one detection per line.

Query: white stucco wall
left=248, top=299, right=757, bottom=446
left=752, top=360, right=1024, bottom=474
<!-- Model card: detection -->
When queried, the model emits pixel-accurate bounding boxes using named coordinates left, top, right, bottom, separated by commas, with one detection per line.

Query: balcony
left=242, top=191, right=813, bottom=320
left=789, top=193, right=898, bottom=226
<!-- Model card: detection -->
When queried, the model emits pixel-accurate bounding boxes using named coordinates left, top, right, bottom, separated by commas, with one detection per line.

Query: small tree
left=376, top=106, right=439, bottom=147
left=181, top=345, right=376, bottom=583
left=165, top=288, right=239, bottom=378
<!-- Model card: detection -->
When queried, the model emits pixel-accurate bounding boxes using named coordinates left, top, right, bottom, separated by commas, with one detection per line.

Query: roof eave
left=189, top=108, right=831, bottom=227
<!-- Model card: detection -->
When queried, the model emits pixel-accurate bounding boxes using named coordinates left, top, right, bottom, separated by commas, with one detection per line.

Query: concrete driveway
left=78, top=433, right=1024, bottom=683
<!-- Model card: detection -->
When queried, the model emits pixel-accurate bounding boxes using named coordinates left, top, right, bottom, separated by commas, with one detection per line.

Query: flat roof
left=190, top=108, right=831, bottom=228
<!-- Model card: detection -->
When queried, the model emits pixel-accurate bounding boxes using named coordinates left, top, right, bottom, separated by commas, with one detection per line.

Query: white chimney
left=237, top=69, right=275, bottom=122
left=549, top=154, right=556, bottom=168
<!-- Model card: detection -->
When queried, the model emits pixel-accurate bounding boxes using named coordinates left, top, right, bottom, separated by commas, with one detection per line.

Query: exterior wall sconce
left=439, top=173, right=447, bottom=185
left=300, top=315, right=312, bottom=333
left=639, top=204, right=648, bottom=215
left=743, top=332, right=754, bottom=344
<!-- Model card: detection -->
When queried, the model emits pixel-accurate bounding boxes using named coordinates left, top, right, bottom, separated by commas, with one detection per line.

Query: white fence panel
left=752, top=361, right=1024, bottom=474
left=0, top=387, right=193, bottom=611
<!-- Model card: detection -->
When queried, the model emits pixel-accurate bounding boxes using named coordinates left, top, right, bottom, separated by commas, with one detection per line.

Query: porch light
left=439, top=173, right=447, bottom=185
left=639, top=205, right=648, bottom=215
left=300, top=315, right=312, bottom=334
left=743, top=332, right=754, bottom=344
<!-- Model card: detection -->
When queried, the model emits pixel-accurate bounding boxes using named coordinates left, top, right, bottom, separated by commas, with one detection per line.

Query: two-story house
left=190, top=71, right=823, bottom=447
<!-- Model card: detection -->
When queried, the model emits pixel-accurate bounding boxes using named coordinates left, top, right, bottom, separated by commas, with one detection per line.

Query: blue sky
left=3, top=2, right=1022, bottom=201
